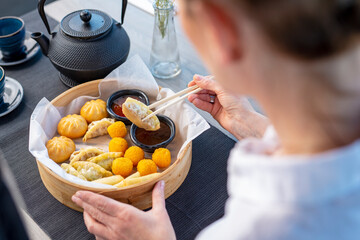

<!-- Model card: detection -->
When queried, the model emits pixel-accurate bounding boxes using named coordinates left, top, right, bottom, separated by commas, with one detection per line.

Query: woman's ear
left=199, top=1, right=242, bottom=64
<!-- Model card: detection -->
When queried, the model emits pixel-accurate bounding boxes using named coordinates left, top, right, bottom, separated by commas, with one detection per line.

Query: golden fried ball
left=109, top=137, right=128, bottom=153
left=124, top=146, right=145, bottom=166
left=80, top=99, right=108, bottom=123
left=137, top=159, right=157, bottom=176
left=107, top=121, right=127, bottom=138
left=46, top=136, right=76, bottom=163
left=152, top=148, right=171, bottom=168
left=112, top=157, right=133, bottom=177
left=57, top=114, right=88, bottom=139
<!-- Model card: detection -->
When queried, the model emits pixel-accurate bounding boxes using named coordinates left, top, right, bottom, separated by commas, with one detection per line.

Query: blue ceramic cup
left=0, top=17, right=26, bottom=61
left=0, top=66, right=5, bottom=105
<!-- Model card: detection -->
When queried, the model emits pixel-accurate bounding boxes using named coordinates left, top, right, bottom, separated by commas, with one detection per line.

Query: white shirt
left=196, top=127, right=360, bottom=240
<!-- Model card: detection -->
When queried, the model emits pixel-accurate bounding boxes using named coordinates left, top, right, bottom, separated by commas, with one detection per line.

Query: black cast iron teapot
left=31, top=0, right=130, bottom=87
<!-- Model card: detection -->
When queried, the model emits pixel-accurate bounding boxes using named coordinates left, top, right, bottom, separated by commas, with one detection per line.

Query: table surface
left=0, top=1, right=236, bottom=239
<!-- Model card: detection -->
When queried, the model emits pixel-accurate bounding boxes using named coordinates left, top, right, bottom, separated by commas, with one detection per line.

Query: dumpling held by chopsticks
left=122, top=98, right=160, bottom=131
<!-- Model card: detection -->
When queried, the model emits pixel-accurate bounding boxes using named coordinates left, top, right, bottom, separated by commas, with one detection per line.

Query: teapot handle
left=38, top=0, right=52, bottom=35
left=120, top=0, right=128, bottom=25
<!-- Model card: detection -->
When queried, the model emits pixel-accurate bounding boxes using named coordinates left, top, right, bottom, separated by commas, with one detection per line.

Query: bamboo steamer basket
left=36, top=80, right=192, bottom=211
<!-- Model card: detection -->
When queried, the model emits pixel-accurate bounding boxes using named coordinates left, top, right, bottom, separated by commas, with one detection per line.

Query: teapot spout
left=31, top=32, right=49, bottom=56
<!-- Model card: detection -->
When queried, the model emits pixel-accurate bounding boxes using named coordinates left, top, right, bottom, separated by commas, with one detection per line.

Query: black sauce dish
left=130, top=115, right=176, bottom=153
left=107, top=89, right=149, bottom=125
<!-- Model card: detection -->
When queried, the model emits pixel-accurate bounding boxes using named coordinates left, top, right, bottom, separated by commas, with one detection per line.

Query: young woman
left=72, top=0, right=360, bottom=239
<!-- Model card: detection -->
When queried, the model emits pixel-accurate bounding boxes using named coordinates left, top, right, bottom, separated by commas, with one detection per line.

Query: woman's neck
left=256, top=47, right=360, bottom=155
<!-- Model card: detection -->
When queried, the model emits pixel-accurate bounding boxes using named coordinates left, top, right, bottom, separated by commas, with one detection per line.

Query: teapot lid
left=60, top=9, right=113, bottom=39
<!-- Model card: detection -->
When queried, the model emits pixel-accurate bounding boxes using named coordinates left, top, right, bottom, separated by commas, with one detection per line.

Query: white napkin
left=29, top=55, right=210, bottom=189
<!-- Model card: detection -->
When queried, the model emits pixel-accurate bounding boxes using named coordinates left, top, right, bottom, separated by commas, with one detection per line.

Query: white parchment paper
left=29, top=55, right=210, bottom=189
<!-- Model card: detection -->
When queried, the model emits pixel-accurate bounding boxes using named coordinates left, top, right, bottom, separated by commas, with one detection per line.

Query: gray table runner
left=0, top=10, right=235, bottom=240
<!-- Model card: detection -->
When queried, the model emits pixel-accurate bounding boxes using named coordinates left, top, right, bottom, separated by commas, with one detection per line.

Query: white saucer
left=0, top=77, right=24, bottom=117
left=0, top=31, right=41, bottom=67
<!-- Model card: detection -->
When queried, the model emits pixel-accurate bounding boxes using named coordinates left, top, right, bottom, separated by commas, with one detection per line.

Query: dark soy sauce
left=135, top=122, right=171, bottom=145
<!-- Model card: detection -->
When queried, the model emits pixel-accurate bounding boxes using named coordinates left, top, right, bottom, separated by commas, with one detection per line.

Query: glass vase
left=149, top=2, right=181, bottom=79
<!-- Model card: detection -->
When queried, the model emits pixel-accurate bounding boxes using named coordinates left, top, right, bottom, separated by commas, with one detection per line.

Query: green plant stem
left=155, top=0, right=174, bottom=38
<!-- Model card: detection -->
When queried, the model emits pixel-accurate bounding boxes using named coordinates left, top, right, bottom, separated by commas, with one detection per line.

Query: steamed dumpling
left=57, top=114, right=88, bottom=139
left=87, top=152, right=123, bottom=170
left=83, top=118, right=115, bottom=142
left=61, top=163, right=87, bottom=181
left=80, top=99, right=108, bottom=123
left=122, top=98, right=160, bottom=131
left=46, top=136, right=75, bottom=163
left=71, top=161, right=112, bottom=181
left=69, top=147, right=104, bottom=164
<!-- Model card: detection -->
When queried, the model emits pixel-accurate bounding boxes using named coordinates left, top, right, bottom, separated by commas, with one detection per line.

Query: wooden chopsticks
left=142, top=85, right=201, bottom=121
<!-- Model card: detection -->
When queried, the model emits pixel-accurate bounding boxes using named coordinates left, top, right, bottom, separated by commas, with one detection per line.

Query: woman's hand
left=72, top=181, right=176, bottom=240
left=188, top=75, right=269, bottom=139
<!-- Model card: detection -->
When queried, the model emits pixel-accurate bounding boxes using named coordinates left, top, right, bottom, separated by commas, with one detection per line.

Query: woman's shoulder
left=231, top=125, right=280, bottom=157
left=227, top=126, right=360, bottom=204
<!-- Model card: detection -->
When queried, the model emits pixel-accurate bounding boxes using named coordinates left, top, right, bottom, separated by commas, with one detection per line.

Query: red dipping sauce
left=111, top=95, right=145, bottom=117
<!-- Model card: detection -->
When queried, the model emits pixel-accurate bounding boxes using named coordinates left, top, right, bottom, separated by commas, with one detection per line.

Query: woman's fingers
left=95, top=237, right=107, bottom=240
left=152, top=181, right=165, bottom=212
left=188, top=81, right=196, bottom=87
left=196, top=89, right=217, bottom=95
left=188, top=93, right=215, bottom=103
left=83, top=211, right=109, bottom=239
left=192, top=74, right=221, bottom=93
left=73, top=188, right=176, bottom=240
left=72, top=191, right=121, bottom=217
left=188, top=75, right=219, bottom=105
left=73, top=195, right=114, bottom=225
left=189, top=95, right=215, bottom=113
left=150, top=181, right=177, bottom=240
left=188, top=74, right=203, bottom=87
